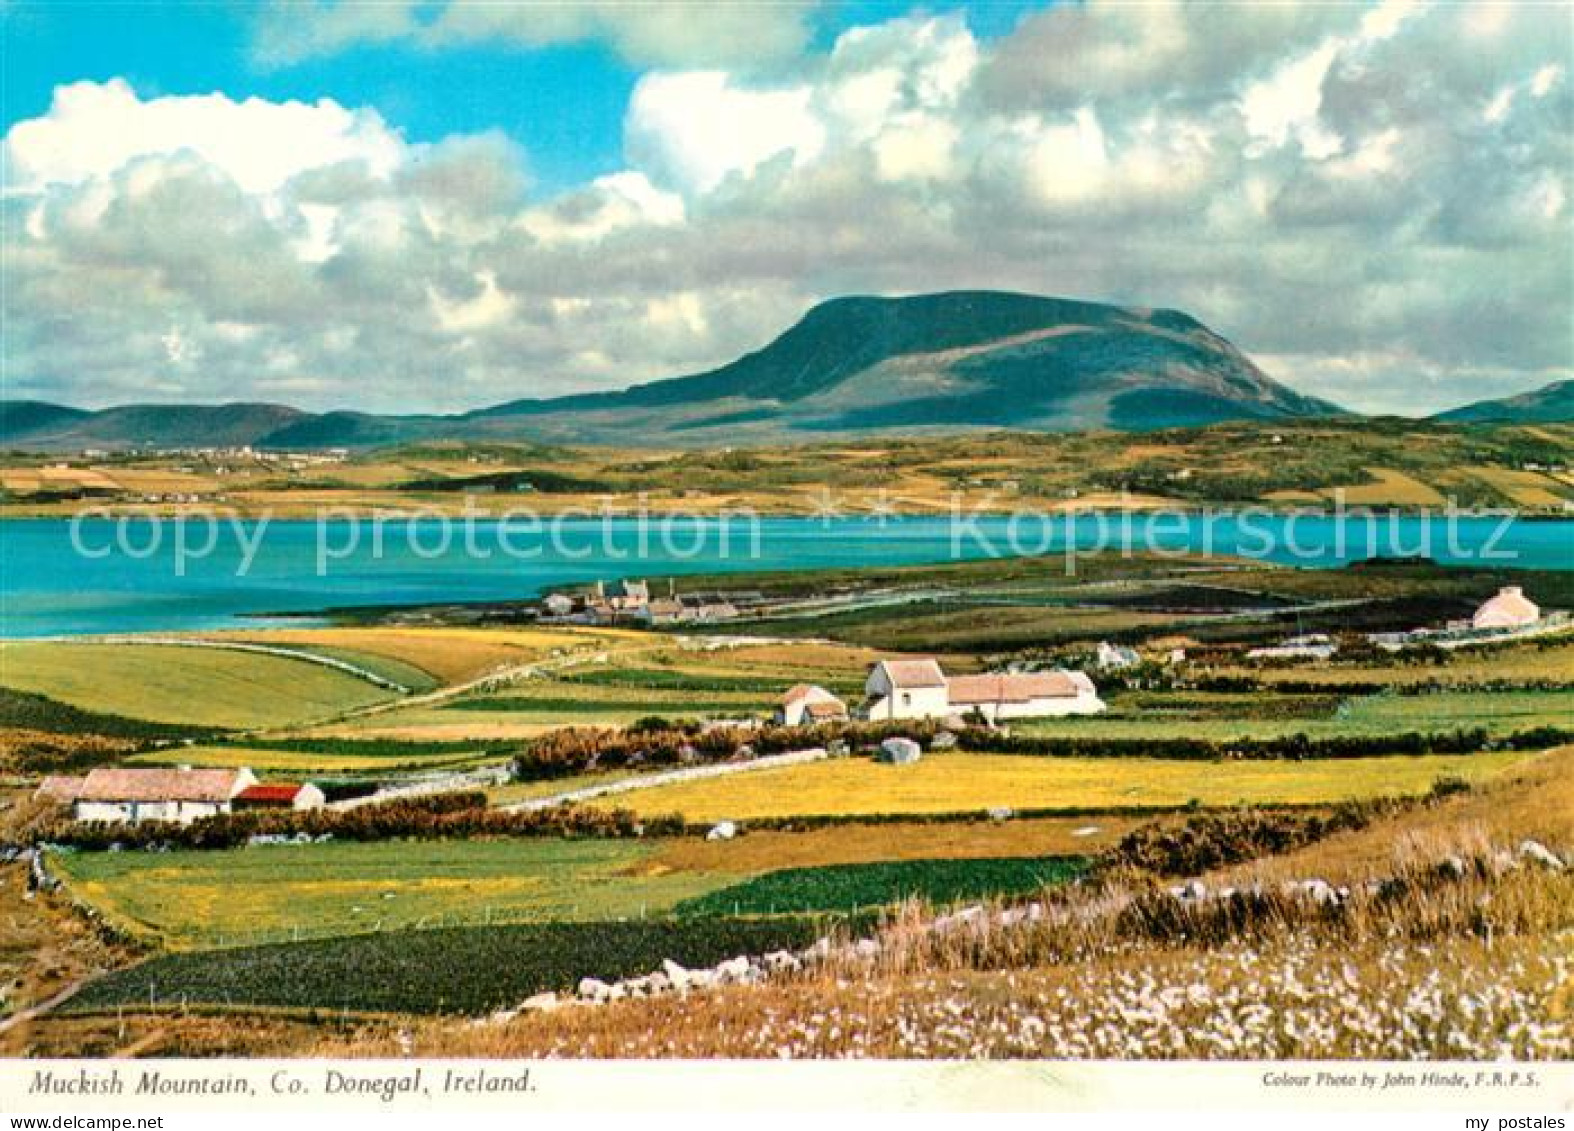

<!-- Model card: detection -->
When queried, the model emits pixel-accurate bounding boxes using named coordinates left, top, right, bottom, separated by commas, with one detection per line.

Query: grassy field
left=0, top=642, right=397, bottom=729
left=1221, top=639, right=1574, bottom=688
left=591, top=749, right=1538, bottom=822
left=219, top=626, right=640, bottom=686
left=1011, top=689, right=1574, bottom=742
left=53, top=839, right=732, bottom=949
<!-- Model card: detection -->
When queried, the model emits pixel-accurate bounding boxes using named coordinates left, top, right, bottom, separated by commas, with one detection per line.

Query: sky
left=1, top=0, right=1569, bottom=417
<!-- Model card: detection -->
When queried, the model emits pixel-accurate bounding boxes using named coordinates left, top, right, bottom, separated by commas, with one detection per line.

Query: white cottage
left=775, top=684, right=849, bottom=726
left=65, top=767, right=257, bottom=825
left=862, top=659, right=951, bottom=721
left=946, top=671, right=1106, bottom=723
left=860, top=659, right=1104, bottom=722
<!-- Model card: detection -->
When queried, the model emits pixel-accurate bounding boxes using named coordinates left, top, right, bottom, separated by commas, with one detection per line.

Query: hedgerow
left=956, top=725, right=1574, bottom=761
left=38, top=792, right=686, bottom=851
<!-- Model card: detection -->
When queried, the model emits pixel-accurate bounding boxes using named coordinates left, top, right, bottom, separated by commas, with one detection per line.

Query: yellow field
left=643, top=815, right=1141, bottom=874
left=593, top=750, right=1538, bottom=822
left=0, top=642, right=396, bottom=729
left=1460, top=466, right=1571, bottom=508
left=1322, top=468, right=1448, bottom=506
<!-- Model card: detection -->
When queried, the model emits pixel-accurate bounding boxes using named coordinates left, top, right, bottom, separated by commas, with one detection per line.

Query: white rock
left=878, top=737, right=923, bottom=765
left=660, top=959, right=692, bottom=992
left=1519, top=839, right=1566, bottom=871
left=519, top=992, right=561, bottom=1012
left=852, top=938, right=882, bottom=960
left=707, top=821, right=738, bottom=841
left=577, top=977, right=614, bottom=1002
left=713, top=956, right=756, bottom=984
left=762, top=950, right=801, bottom=973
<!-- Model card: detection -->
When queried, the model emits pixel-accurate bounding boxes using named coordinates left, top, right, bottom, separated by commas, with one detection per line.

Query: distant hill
left=0, top=401, right=90, bottom=443
left=0, top=402, right=307, bottom=450
left=0, top=291, right=1347, bottom=450
left=1434, top=380, right=1574, bottom=424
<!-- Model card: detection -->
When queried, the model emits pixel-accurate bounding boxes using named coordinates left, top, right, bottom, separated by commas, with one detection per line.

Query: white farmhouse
left=63, top=767, right=257, bottom=825
left=862, top=659, right=951, bottom=721
left=860, top=658, right=1105, bottom=722
left=946, top=671, right=1106, bottom=723
left=1472, top=586, right=1540, bottom=630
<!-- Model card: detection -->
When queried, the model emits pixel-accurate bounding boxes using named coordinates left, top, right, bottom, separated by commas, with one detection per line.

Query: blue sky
left=2, top=1, right=1569, bottom=415
left=3, top=1, right=1047, bottom=192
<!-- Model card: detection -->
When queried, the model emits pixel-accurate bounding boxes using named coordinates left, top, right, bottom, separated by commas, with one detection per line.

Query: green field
left=589, top=750, right=1538, bottom=822
left=1012, top=689, right=1574, bottom=742
left=54, top=839, right=733, bottom=949
left=0, top=642, right=397, bottom=729
left=677, top=856, right=1088, bottom=917
left=64, top=918, right=836, bottom=1016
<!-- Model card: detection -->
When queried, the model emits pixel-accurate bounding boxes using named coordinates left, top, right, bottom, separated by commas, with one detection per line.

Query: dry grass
left=592, top=749, right=1537, bottom=822
left=1320, top=468, right=1448, bottom=506
left=643, top=817, right=1140, bottom=876
left=310, top=852, right=1573, bottom=1060
left=0, top=858, right=138, bottom=1056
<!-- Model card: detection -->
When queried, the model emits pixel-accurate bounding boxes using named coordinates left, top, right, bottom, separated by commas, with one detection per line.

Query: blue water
left=1, top=514, right=1570, bottom=637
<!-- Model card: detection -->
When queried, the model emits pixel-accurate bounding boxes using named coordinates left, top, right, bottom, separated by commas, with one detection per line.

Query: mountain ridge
left=1432, top=380, right=1574, bottom=424
left=2, top=290, right=1349, bottom=450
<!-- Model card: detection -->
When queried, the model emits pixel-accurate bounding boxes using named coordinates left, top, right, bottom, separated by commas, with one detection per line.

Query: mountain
left=1433, top=380, right=1574, bottom=424
left=0, top=291, right=1346, bottom=450
left=475, top=292, right=1343, bottom=441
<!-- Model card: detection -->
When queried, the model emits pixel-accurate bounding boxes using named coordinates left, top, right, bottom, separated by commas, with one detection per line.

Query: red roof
left=236, top=783, right=306, bottom=803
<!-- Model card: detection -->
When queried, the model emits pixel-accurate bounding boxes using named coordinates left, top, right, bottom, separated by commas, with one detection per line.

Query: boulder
left=987, top=806, right=1013, bottom=821
left=929, top=731, right=959, bottom=750
left=713, top=956, right=757, bottom=985
left=577, top=977, right=614, bottom=1002
left=762, top=950, right=802, bottom=974
left=519, top=992, right=561, bottom=1012
left=707, top=820, right=738, bottom=841
left=661, top=959, right=692, bottom=992
left=878, top=737, right=923, bottom=765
